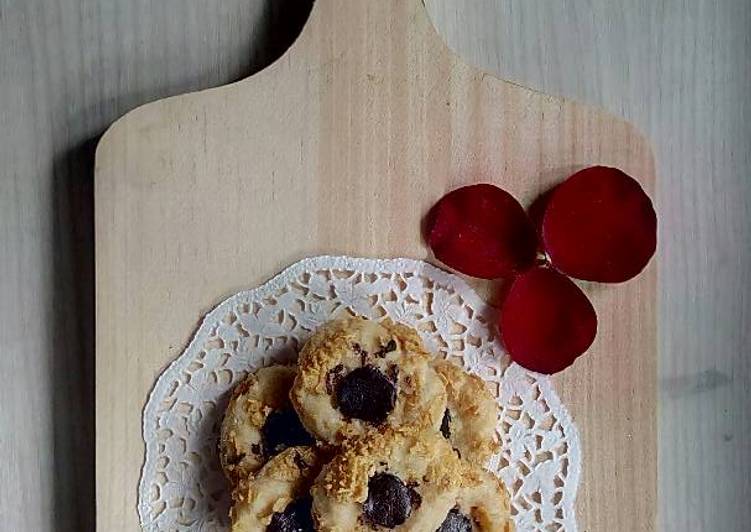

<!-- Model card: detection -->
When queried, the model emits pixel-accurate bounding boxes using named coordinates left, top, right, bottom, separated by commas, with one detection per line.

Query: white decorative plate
left=139, top=256, right=581, bottom=531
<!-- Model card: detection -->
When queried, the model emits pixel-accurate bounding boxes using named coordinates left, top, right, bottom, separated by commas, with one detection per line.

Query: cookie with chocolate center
left=220, top=365, right=314, bottom=486
left=291, top=317, right=447, bottom=444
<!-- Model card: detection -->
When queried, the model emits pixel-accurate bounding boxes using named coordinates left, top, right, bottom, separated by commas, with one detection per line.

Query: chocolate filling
left=267, top=495, right=315, bottom=532
left=363, top=473, right=416, bottom=528
left=386, top=364, right=399, bottom=383
left=374, top=339, right=397, bottom=357
left=436, top=508, right=473, bottom=532
left=440, top=408, right=452, bottom=439
left=335, top=365, right=396, bottom=424
left=261, top=408, right=315, bottom=457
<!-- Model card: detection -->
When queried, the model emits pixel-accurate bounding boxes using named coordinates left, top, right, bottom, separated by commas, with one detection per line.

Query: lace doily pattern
left=139, top=256, right=580, bottom=531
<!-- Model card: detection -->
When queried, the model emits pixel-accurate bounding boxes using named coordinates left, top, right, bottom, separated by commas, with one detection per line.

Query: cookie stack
left=220, top=316, right=514, bottom=531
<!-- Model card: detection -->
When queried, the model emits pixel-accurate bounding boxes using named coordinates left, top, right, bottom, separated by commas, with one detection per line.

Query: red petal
left=425, top=184, right=538, bottom=279
left=500, top=267, right=597, bottom=374
left=542, top=166, right=657, bottom=283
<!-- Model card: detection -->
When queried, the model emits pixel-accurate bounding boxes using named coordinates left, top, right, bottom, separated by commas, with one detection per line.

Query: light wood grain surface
left=95, top=0, right=656, bottom=530
left=0, top=1, right=748, bottom=531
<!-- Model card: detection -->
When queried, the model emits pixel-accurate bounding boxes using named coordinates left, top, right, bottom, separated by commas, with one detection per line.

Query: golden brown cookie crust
left=445, top=462, right=515, bottom=532
left=311, top=427, right=465, bottom=531
left=433, top=359, right=499, bottom=464
left=230, top=446, right=325, bottom=531
left=219, top=365, right=297, bottom=486
left=291, top=316, right=447, bottom=444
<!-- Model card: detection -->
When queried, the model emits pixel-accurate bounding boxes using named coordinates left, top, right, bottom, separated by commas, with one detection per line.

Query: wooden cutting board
left=95, top=0, right=657, bottom=529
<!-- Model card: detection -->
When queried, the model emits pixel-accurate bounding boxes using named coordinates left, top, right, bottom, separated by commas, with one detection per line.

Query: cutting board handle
left=287, top=0, right=453, bottom=68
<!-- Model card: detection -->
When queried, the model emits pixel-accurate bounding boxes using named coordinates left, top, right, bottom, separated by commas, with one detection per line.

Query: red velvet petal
left=500, top=267, right=597, bottom=374
left=542, top=166, right=657, bottom=283
left=425, top=184, right=538, bottom=279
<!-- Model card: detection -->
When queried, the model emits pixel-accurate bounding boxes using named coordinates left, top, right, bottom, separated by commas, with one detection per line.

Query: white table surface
left=1, top=1, right=748, bottom=530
